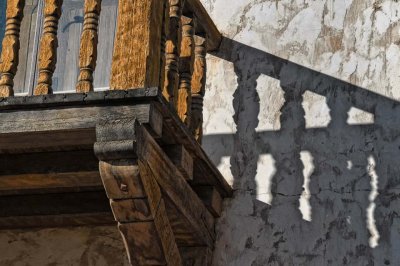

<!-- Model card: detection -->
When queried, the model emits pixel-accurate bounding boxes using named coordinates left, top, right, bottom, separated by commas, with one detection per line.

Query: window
left=0, top=0, right=118, bottom=95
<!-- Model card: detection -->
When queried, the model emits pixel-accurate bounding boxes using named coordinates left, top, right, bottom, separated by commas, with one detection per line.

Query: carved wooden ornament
left=177, top=15, right=195, bottom=126
left=162, top=0, right=182, bottom=104
left=191, top=34, right=207, bottom=143
left=76, top=0, right=101, bottom=93
left=0, top=0, right=25, bottom=97
left=34, top=0, right=63, bottom=95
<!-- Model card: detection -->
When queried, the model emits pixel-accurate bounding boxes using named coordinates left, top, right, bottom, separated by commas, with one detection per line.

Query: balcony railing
left=0, top=0, right=222, bottom=143
left=0, top=1, right=230, bottom=265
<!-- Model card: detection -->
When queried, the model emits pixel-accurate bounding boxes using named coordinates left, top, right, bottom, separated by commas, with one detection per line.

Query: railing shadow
left=204, top=37, right=400, bottom=265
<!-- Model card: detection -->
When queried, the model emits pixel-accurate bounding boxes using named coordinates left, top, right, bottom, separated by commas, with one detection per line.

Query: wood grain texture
left=34, top=0, right=63, bottom=95
left=137, top=124, right=215, bottom=248
left=164, top=144, right=193, bottom=180
left=180, top=246, right=212, bottom=266
left=95, top=119, right=181, bottom=265
left=177, top=15, right=195, bottom=126
left=76, top=0, right=102, bottom=92
left=0, top=0, right=25, bottom=97
left=184, top=0, right=221, bottom=51
left=191, top=34, right=207, bottom=143
left=110, top=0, right=166, bottom=89
left=163, top=0, right=182, bottom=104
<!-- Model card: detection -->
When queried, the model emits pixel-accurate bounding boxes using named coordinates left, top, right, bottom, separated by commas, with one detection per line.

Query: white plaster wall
left=201, top=0, right=400, bottom=265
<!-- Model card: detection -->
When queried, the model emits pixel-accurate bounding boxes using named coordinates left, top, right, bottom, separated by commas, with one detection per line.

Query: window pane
left=0, top=2, right=6, bottom=52
left=14, top=0, right=41, bottom=94
left=52, top=0, right=83, bottom=92
left=51, top=0, right=117, bottom=92
left=93, top=0, right=118, bottom=90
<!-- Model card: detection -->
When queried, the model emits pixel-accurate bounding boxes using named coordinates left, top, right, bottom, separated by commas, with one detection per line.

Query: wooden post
left=110, top=0, right=167, bottom=90
left=176, top=15, right=195, bottom=126
left=190, top=34, right=207, bottom=143
left=162, top=0, right=182, bottom=104
left=0, top=0, right=25, bottom=97
left=76, top=0, right=101, bottom=93
left=34, top=0, right=63, bottom=95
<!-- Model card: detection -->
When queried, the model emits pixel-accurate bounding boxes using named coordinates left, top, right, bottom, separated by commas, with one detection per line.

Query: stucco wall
left=0, top=226, right=129, bottom=265
left=201, top=0, right=400, bottom=265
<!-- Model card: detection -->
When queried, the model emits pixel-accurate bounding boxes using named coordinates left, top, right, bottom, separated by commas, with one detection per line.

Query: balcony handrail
left=0, top=0, right=221, bottom=143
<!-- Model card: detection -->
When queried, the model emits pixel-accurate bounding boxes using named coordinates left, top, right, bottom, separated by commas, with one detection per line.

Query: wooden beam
left=180, top=246, right=213, bottom=266
left=136, top=124, right=215, bottom=248
left=193, top=186, right=223, bottom=217
left=164, top=144, right=193, bottom=180
left=110, top=0, right=167, bottom=89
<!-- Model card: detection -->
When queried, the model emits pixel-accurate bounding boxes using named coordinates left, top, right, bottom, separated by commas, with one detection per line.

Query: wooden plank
left=110, top=0, right=166, bottom=89
left=193, top=186, right=223, bottom=217
left=0, top=191, right=111, bottom=217
left=184, top=0, right=221, bottom=51
left=0, top=172, right=101, bottom=195
left=156, top=101, right=232, bottom=198
left=0, top=213, right=115, bottom=229
left=180, top=246, right=212, bottom=266
left=164, top=144, right=193, bottom=180
left=136, top=124, right=215, bottom=247
left=0, top=150, right=99, bottom=175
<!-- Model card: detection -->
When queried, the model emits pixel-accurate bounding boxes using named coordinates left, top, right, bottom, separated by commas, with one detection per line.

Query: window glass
left=14, top=0, right=41, bottom=94
left=0, top=1, right=6, bottom=52
left=51, top=0, right=117, bottom=92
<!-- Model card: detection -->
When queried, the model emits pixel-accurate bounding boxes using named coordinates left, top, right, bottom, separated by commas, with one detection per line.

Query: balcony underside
left=0, top=88, right=231, bottom=255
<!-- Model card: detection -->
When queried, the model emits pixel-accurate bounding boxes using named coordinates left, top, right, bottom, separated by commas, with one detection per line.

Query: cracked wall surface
left=200, top=0, right=400, bottom=265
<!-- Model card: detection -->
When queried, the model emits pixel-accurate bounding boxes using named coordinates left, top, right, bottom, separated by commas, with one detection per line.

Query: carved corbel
left=94, top=118, right=182, bottom=265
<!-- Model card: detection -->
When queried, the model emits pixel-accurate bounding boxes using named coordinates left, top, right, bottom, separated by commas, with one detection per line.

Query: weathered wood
left=164, top=144, right=193, bottom=180
left=191, top=34, right=207, bottom=143
left=96, top=119, right=181, bottom=265
left=0, top=213, right=114, bottom=229
left=163, top=0, right=183, bottom=104
left=157, top=100, right=232, bottom=198
left=193, top=186, right=222, bottom=217
left=184, top=0, right=221, bottom=51
left=0, top=172, right=101, bottom=196
left=180, top=246, right=213, bottom=266
left=110, top=0, right=166, bottom=89
left=99, top=160, right=145, bottom=200
left=76, top=0, right=102, bottom=92
left=136, top=124, right=215, bottom=247
left=0, top=191, right=110, bottom=217
left=0, top=103, right=161, bottom=136
left=34, top=0, right=63, bottom=95
left=177, top=15, right=195, bottom=126
left=0, top=0, right=25, bottom=97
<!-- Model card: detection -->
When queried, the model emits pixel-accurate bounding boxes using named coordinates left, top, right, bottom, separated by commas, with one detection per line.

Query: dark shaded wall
left=200, top=1, right=400, bottom=265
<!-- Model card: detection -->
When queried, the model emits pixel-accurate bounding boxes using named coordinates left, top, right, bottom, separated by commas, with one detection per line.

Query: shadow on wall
left=204, top=37, right=400, bottom=265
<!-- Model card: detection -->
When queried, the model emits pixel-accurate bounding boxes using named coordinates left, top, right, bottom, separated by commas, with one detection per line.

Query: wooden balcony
left=0, top=0, right=231, bottom=265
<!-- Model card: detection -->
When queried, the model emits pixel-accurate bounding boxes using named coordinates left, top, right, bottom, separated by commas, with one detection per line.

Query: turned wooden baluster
left=76, top=0, right=101, bottom=93
left=163, top=0, right=182, bottom=104
left=0, top=0, right=25, bottom=97
left=34, top=0, right=62, bottom=95
left=176, top=15, right=195, bottom=126
left=191, top=34, right=207, bottom=143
